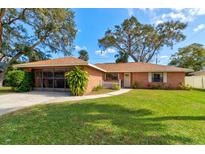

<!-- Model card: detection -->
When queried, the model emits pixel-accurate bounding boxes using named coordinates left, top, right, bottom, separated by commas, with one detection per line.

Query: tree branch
left=3, top=8, right=28, bottom=26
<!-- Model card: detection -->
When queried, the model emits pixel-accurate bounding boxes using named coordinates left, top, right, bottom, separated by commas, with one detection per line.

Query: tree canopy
left=114, top=51, right=128, bottom=63
left=0, top=8, right=77, bottom=70
left=98, top=16, right=187, bottom=63
left=78, top=49, right=89, bottom=61
left=169, top=43, right=205, bottom=71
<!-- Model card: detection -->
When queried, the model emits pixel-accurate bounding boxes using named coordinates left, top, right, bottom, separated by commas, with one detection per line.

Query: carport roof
left=14, top=57, right=106, bottom=72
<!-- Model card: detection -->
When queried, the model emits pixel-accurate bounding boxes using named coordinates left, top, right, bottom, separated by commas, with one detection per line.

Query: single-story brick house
left=15, top=57, right=192, bottom=93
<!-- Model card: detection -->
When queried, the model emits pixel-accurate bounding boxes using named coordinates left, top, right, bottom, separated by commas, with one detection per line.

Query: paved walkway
left=0, top=89, right=130, bottom=116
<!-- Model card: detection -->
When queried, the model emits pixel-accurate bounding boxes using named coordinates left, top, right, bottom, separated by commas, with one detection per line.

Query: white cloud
left=95, top=48, right=116, bottom=56
left=159, top=55, right=169, bottom=59
left=153, top=8, right=205, bottom=25
left=75, top=45, right=87, bottom=51
left=127, top=8, right=134, bottom=17
left=193, top=24, right=205, bottom=32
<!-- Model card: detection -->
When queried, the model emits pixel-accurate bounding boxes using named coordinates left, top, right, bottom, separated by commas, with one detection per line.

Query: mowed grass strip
left=0, top=87, right=14, bottom=95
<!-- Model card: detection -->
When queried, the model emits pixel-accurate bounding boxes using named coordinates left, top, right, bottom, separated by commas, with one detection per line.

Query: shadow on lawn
left=0, top=102, right=193, bottom=144
left=143, top=116, right=205, bottom=121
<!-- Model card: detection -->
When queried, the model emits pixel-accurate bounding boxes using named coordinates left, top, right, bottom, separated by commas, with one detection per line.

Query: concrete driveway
left=0, top=89, right=130, bottom=116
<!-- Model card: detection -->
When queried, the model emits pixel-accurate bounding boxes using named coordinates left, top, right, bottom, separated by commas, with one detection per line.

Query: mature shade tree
left=78, top=49, right=89, bottom=61
left=0, top=8, right=77, bottom=86
left=169, top=43, right=205, bottom=71
left=24, top=50, right=51, bottom=62
left=0, top=8, right=77, bottom=70
left=114, top=51, right=128, bottom=63
left=98, top=16, right=187, bottom=63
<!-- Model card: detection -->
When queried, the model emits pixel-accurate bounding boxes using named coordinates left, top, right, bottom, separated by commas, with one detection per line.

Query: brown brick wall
left=83, top=66, right=103, bottom=94
left=131, top=72, right=148, bottom=88
left=131, top=72, right=185, bottom=89
left=167, top=72, right=185, bottom=88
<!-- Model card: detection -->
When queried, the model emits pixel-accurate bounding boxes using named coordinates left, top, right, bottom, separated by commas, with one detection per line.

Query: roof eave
left=14, top=63, right=106, bottom=72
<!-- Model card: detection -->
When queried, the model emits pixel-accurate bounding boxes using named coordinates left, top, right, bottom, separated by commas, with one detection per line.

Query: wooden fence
left=185, top=76, right=205, bottom=89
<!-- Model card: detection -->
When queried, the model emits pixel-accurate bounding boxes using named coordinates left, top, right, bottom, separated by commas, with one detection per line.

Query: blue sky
left=54, top=8, right=205, bottom=65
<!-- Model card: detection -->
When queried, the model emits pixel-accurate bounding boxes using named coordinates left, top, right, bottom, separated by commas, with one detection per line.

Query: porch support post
left=118, top=73, right=121, bottom=88
left=53, top=68, right=54, bottom=89
left=64, top=68, right=66, bottom=91
left=41, top=70, right=43, bottom=90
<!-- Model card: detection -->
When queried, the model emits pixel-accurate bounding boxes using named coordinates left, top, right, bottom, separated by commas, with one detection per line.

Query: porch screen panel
left=34, top=71, right=42, bottom=87
left=54, top=69, right=65, bottom=88
left=43, top=70, right=53, bottom=88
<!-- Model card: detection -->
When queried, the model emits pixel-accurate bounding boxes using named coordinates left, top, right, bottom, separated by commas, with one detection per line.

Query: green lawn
left=0, top=89, right=205, bottom=144
left=0, top=87, right=13, bottom=95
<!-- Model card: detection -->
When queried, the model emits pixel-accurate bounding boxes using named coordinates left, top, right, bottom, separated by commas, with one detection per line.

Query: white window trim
left=149, top=72, right=167, bottom=83
left=148, top=72, right=152, bottom=82
left=163, top=72, right=167, bottom=83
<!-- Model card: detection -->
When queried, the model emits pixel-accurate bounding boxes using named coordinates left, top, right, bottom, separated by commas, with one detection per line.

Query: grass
left=86, top=88, right=115, bottom=95
left=0, top=89, right=205, bottom=144
left=0, top=87, right=13, bottom=95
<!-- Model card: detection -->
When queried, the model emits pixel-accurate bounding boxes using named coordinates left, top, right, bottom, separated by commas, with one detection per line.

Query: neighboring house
left=190, top=70, right=205, bottom=76
left=15, top=57, right=192, bottom=93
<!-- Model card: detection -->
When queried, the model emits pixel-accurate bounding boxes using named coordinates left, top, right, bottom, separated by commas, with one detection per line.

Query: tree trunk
left=0, top=9, right=6, bottom=49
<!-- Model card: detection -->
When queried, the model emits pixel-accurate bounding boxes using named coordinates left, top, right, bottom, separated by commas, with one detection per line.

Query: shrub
left=65, top=67, right=89, bottom=96
left=7, top=70, right=33, bottom=92
left=179, top=82, right=192, bottom=90
left=132, top=81, right=139, bottom=89
left=7, top=70, right=24, bottom=88
left=92, top=85, right=103, bottom=91
left=145, top=83, right=170, bottom=89
left=16, top=72, right=33, bottom=92
left=112, top=82, right=120, bottom=90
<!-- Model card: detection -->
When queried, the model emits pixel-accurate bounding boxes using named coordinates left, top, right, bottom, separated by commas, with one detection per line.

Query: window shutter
left=163, top=72, right=167, bottom=83
left=148, top=72, right=152, bottom=82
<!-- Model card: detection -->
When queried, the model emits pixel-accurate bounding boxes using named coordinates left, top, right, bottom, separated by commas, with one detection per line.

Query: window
left=105, top=73, right=118, bottom=81
left=152, top=73, right=163, bottom=82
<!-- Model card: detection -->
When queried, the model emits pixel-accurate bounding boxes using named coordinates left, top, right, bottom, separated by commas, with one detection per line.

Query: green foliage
left=78, top=50, right=89, bottom=61
left=98, top=16, right=186, bottom=63
left=92, top=85, right=103, bottom=91
left=179, top=82, right=192, bottom=90
left=7, top=70, right=33, bottom=92
left=115, top=51, right=128, bottom=63
left=16, top=72, right=33, bottom=92
left=65, top=67, right=89, bottom=96
left=7, top=70, right=25, bottom=88
left=169, top=43, right=205, bottom=71
left=112, top=82, right=120, bottom=90
left=145, top=83, right=170, bottom=90
left=0, top=8, right=77, bottom=71
left=132, top=81, right=139, bottom=89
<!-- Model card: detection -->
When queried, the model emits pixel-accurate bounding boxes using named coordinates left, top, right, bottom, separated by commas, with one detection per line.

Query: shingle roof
left=95, top=62, right=193, bottom=73
left=190, top=70, right=205, bottom=76
left=14, top=57, right=193, bottom=73
left=14, top=57, right=106, bottom=72
left=15, top=57, right=87, bottom=67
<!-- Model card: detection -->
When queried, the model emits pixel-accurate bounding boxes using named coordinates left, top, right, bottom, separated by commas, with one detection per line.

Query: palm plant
left=65, top=67, right=88, bottom=96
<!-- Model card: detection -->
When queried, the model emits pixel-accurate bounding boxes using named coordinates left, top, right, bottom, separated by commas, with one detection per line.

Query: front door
left=124, top=73, right=131, bottom=87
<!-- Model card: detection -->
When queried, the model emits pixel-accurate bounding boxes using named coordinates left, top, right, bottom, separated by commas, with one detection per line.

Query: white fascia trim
left=14, top=63, right=106, bottom=72
left=88, top=64, right=106, bottom=72
left=14, top=63, right=87, bottom=68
